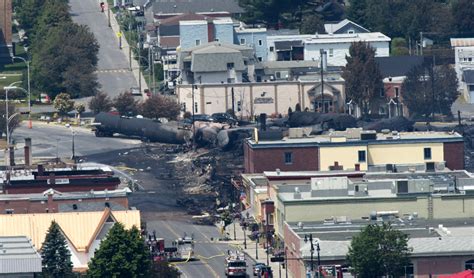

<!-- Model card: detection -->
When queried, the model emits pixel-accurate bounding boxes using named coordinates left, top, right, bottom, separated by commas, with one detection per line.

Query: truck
left=225, top=250, right=247, bottom=277
left=173, top=235, right=195, bottom=261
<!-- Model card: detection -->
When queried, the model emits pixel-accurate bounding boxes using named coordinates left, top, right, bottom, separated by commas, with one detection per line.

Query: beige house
left=176, top=80, right=345, bottom=118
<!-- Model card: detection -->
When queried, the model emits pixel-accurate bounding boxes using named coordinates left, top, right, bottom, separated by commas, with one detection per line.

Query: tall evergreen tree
left=88, top=223, right=151, bottom=277
left=41, top=221, right=73, bottom=277
left=342, top=42, right=383, bottom=118
left=452, top=0, right=474, bottom=34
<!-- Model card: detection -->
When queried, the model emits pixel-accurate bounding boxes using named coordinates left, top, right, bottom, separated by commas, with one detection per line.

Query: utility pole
left=431, top=55, right=436, bottom=119
left=320, top=49, right=326, bottom=113
left=71, top=128, right=76, bottom=163
left=231, top=87, right=235, bottom=116
left=108, top=4, right=111, bottom=28
left=420, top=31, right=423, bottom=56
left=192, top=81, right=195, bottom=148
left=137, top=26, right=142, bottom=93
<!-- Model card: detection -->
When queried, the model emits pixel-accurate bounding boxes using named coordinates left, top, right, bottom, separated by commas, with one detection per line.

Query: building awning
left=274, top=40, right=303, bottom=51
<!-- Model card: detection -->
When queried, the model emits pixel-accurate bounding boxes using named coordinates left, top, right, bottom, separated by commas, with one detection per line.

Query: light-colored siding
left=367, top=142, right=444, bottom=165
left=319, top=145, right=368, bottom=171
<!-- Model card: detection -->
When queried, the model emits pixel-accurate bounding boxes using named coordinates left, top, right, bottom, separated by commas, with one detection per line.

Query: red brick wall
left=283, top=222, right=304, bottom=278
left=413, top=256, right=473, bottom=277
left=0, top=196, right=129, bottom=214
left=244, top=145, right=319, bottom=173
left=0, top=0, right=12, bottom=45
left=443, top=141, right=464, bottom=170
left=5, top=183, right=118, bottom=194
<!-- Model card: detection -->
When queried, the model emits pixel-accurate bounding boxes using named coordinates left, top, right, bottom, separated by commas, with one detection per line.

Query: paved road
left=146, top=219, right=255, bottom=278
left=5, top=122, right=141, bottom=160
left=70, top=0, right=138, bottom=97
left=7, top=123, right=257, bottom=277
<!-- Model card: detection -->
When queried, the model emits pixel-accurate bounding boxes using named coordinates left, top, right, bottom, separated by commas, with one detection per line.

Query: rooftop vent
left=294, top=187, right=302, bottom=199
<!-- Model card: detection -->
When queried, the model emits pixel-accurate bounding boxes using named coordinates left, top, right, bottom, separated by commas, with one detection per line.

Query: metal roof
left=0, top=236, right=42, bottom=274
left=0, top=209, right=140, bottom=252
left=451, top=38, right=474, bottom=47
left=375, top=56, right=425, bottom=78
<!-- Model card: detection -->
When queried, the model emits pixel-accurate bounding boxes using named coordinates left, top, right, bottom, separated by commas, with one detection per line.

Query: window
left=240, top=38, right=246, bottom=45
left=466, top=259, right=474, bottom=270
left=329, top=48, right=333, bottom=57
left=395, top=87, right=400, bottom=97
left=379, top=106, right=386, bottom=115
left=348, top=30, right=355, bottom=34
left=269, top=46, right=274, bottom=52
left=355, top=185, right=359, bottom=192
left=195, top=39, right=201, bottom=46
left=380, top=88, right=385, bottom=97
left=227, top=78, right=235, bottom=83
left=194, top=102, right=198, bottom=113
left=227, top=62, right=234, bottom=69
left=424, top=147, right=432, bottom=160
left=258, top=39, right=263, bottom=46
left=358, top=150, right=366, bottom=162
left=257, top=57, right=262, bottom=62
left=284, top=152, right=293, bottom=164
left=214, top=38, right=219, bottom=42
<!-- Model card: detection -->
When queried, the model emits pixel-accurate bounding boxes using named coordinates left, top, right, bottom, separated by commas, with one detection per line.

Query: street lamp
left=4, top=81, right=23, bottom=147
left=70, top=127, right=76, bottom=162
left=12, top=56, right=31, bottom=128
left=304, top=234, right=321, bottom=278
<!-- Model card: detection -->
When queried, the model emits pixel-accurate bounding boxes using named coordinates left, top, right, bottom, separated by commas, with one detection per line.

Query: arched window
left=465, top=259, right=474, bottom=270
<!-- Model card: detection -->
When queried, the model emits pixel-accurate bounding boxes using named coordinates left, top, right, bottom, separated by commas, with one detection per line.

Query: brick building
left=283, top=219, right=474, bottom=278
left=0, top=188, right=130, bottom=214
left=244, top=128, right=464, bottom=173
left=0, top=0, right=12, bottom=62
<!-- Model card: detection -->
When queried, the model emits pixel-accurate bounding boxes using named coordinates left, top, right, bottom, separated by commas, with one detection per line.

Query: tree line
left=343, top=42, right=458, bottom=119
left=89, top=91, right=181, bottom=120
left=239, top=0, right=474, bottom=40
left=14, top=0, right=99, bottom=99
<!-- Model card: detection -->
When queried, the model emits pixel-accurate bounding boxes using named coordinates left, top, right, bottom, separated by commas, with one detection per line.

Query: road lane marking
left=162, top=221, right=220, bottom=278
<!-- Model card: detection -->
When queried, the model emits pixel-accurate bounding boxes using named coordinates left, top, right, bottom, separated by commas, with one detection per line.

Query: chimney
left=37, top=164, right=44, bottom=176
left=259, top=113, right=267, bottom=131
left=320, top=49, right=327, bottom=72
left=24, top=138, right=32, bottom=166
left=9, top=146, right=14, bottom=166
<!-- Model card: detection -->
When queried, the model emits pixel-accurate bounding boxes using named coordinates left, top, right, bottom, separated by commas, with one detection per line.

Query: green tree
left=346, top=0, right=367, bottom=28
left=347, top=223, right=411, bottom=277
left=140, top=95, right=181, bottom=120
left=13, top=0, right=46, bottom=33
left=391, top=37, right=409, bottom=56
left=53, top=93, right=75, bottom=115
left=342, top=42, right=383, bottom=118
left=300, top=13, right=324, bottom=34
left=41, top=221, right=73, bottom=277
left=113, top=92, right=139, bottom=116
left=452, top=0, right=474, bottom=34
left=88, top=223, right=151, bottom=277
left=89, top=92, right=113, bottom=114
left=402, top=63, right=459, bottom=118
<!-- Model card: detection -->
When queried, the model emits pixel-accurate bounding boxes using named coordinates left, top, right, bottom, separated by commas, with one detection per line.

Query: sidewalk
left=226, top=220, right=294, bottom=278
left=103, top=4, right=149, bottom=94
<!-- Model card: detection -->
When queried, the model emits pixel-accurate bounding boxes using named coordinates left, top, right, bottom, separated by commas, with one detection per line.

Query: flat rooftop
left=247, top=130, right=463, bottom=147
left=287, top=217, right=474, bottom=241
left=0, top=188, right=131, bottom=201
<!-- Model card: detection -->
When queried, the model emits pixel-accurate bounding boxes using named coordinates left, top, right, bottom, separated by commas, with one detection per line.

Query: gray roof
left=0, top=236, right=42, bottom=274
left=59, top=201, right=127, bottom=212
left=181, top=42, right=254, bottom=73
left=301, top=236, right=474, bottom=260
left=463, top=70, right=474, bottom=84
left=261, top=60, right=320, bottom=70
left=274, top=40, right=303, bottom=51
left=153, top=0, right=244, bottom=15
left=375, top=56, right=425, bottom=78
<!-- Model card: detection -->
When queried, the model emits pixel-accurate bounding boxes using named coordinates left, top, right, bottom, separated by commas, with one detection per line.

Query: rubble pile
left=288, top=112, right=357, bottom=131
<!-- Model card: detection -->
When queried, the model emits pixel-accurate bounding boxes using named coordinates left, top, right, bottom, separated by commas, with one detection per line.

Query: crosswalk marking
left=96, top=69, right=130, bottom=73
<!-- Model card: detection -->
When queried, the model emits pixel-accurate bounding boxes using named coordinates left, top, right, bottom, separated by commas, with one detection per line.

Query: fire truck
left=225, top=250, right=247, bottom=277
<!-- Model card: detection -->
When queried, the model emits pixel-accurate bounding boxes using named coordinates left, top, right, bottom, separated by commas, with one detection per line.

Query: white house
left=304, top=32, right=391, bottom=66
left=451, top=38, right=474, bottom=103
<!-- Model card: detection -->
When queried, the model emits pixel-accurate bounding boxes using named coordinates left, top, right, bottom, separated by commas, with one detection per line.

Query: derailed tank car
left=93, top=112, right=191, bottom=144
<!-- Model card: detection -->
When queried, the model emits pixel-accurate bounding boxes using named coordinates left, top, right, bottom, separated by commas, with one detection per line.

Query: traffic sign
left=116, top=32, right=122, bottom=38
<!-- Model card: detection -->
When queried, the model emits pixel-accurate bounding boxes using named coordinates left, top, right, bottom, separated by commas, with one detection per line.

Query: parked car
left=183, top=114, right=215, bottom=124
left=130, top=87, right=141, bottom=96
left=253, top=263, right=266, bottom=276
left=211, top=113, right=238, bottom=125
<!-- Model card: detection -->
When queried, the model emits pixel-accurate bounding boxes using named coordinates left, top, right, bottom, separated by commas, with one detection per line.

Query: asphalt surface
left=8, top=123, right=255, bottom=277
left=69, top=0, right=138, bottom=98
left=5, top=122, right=141, bottom=160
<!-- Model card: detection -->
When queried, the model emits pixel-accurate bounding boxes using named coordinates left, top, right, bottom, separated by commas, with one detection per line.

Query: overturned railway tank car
left=93, top=112, right=191, bottom=144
